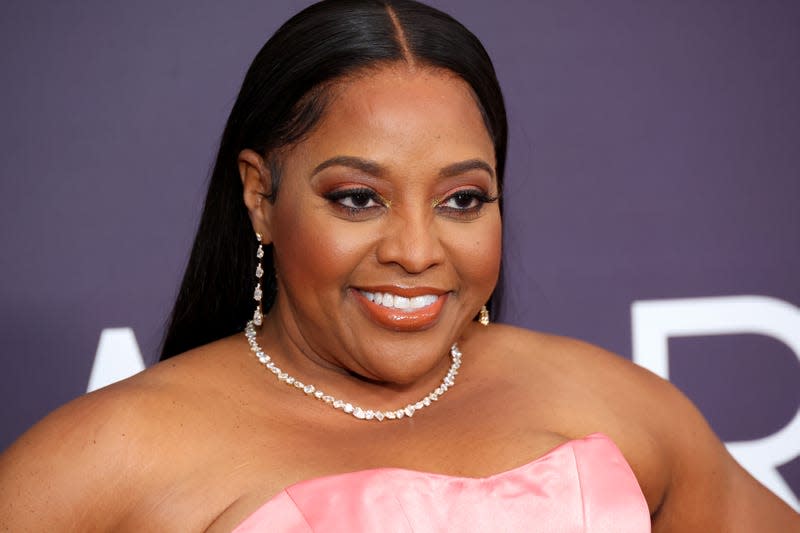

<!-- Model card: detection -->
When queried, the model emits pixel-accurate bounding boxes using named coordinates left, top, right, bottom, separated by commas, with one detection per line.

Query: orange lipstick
left=352, top=286, right=448, bottom=331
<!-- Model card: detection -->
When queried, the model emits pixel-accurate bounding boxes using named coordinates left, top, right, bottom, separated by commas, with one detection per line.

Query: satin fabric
left=233, top=433, right=650, bottom=532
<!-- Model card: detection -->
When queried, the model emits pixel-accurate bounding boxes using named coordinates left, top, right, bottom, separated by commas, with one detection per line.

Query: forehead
left=289, top=65, right=495, bottom=172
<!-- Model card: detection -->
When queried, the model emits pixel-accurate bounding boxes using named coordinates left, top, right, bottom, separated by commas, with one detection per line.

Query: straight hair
left=161, top=0, right=507, bottom=360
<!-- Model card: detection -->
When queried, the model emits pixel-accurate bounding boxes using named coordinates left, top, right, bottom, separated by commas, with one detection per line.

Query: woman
left=1, top=1, right=796, bottom=531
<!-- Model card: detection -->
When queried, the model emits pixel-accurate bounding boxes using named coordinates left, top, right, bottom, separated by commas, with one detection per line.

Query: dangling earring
left=253, top=232, right=265, bottom=326
left=479, top=305, right=490, bottom=326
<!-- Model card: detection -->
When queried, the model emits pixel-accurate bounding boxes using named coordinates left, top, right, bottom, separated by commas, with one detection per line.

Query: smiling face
left=242, top=65, right=501, bottom=385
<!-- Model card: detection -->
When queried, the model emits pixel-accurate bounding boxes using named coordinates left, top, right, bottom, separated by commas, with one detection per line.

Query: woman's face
left=246, top=65, right=501, bottom=385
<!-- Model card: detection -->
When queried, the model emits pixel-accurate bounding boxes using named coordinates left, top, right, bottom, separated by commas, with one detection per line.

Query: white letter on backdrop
left=631, top=295, right=800, bottom=511
left=87, top=328, right=146, bottom=393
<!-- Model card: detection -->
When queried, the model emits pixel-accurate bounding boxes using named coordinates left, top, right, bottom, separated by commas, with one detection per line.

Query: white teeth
left=394, top=296, right=410, bottom=308
left=359, top=290, right=439, bottom=310
left=411, top=295, right=437, bottom=308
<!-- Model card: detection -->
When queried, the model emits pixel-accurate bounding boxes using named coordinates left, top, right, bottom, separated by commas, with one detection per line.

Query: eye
left=442, top=191, right=483, bottom=210
left=436, top=189, right=498, bottom=218
left=323, top=187, right=386, bottom=217
left=337, top=190, right=381, bottom=209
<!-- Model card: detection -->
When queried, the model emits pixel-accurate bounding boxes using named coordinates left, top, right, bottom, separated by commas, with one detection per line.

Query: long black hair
left=160, top=0, right=507, bottom=360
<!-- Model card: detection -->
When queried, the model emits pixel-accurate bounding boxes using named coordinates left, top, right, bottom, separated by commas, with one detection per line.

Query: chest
left=124, top=370, right=668, bottom=530
left=197, top=430, right=653, bottom=532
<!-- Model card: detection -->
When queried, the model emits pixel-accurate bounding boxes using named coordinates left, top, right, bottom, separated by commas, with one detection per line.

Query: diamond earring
left=479, top=305, right=490, bottom=326
left=253, top=232, right=265, bottom=326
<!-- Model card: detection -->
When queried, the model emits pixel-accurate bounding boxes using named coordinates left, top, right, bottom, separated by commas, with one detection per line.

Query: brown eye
left=436, top=189, right=499, bottom=220
left=440, top=190, right=495, bottom=210
left=323, top=187, right=384, bottom=214
left=344, top=191, right=377, bottom=208
left=445, top=192, right=479, bottom=209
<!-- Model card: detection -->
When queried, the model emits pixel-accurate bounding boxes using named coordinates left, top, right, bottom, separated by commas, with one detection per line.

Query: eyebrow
left=311, top=156, right=495, bottom=180
left=312, top=156, right=385, bottom=177
left=438, top=159, right=495, bottom=180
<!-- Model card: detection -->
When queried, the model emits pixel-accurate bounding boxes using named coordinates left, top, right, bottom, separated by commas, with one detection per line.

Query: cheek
left=450, top=215, right=503, bottom=292
left=271, top=201, right=373, bottom=293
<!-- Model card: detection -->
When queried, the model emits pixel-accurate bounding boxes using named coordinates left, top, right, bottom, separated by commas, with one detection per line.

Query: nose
left=375, top=209, right=445, bottom=274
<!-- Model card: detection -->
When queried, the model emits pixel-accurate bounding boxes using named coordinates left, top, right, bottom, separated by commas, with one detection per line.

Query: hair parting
left=160, top=0, right=507, bottom=360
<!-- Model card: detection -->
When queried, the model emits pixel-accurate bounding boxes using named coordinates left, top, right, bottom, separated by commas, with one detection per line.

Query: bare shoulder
left=470, top=322, right=667, bottom=403
left=0, top=336, right=252, bottom=531
left=468, top=323, right=800, bottom=530
left=469, top=323, right=678, bottom=465
left=0, top=378, right=159, bottom=529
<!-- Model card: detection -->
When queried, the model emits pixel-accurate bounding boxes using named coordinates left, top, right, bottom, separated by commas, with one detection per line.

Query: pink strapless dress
left=233, top=433, right=650, bottom=532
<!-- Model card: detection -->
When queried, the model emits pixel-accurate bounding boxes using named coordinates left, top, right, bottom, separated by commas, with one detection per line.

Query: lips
left=352, top=286, right=448, bottom=331
left=360, top=290, right=439, bottom=311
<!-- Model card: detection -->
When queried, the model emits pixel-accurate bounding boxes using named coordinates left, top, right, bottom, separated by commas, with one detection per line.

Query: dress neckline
left=300, top=432, right=611, bottom=484
left=231, top=432, right=651, bottom=533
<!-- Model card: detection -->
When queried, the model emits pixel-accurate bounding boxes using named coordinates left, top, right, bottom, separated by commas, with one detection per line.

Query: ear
left=238, top=149, right=274, bottom=244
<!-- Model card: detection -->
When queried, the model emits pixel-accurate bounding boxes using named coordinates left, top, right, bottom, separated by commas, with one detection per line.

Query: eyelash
left=323, top=187, right=498, bottom=219
left=324, top=188, right=384, bottom=217
left=436, top=190, right=498, bottom=217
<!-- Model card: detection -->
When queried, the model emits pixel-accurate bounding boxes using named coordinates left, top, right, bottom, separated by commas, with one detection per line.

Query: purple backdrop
left=1, top=0, right=798, bottom=507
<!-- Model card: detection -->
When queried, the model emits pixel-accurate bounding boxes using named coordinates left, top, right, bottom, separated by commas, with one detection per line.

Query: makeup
left=352, top=286, right=448, bottom=331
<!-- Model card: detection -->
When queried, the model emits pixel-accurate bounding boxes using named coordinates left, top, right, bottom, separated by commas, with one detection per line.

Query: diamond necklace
left=244, top=321, right=461, bottom=421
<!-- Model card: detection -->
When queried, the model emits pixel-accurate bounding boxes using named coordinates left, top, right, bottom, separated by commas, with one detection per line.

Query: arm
left=494, top=327, right=798, bottom=530
left=0, top=388, right=145, bottom=531
left=649, top=378, right=799, bottom=531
